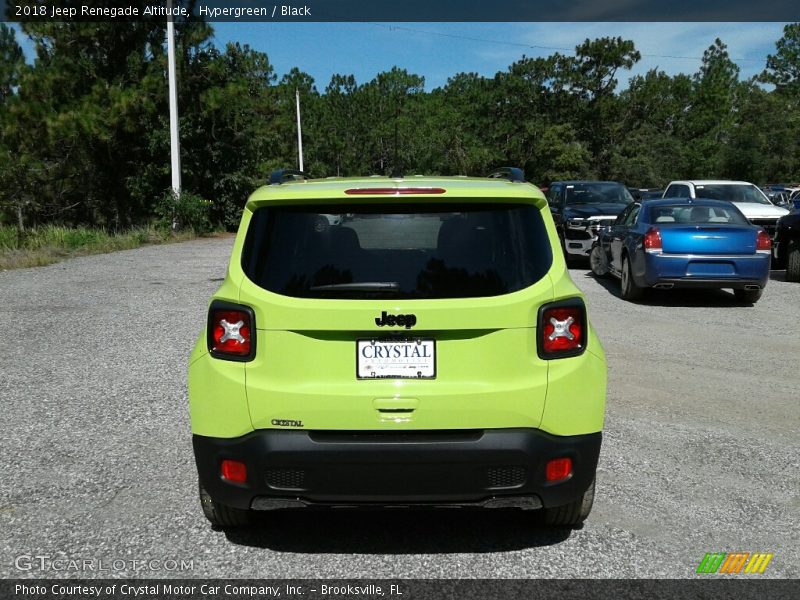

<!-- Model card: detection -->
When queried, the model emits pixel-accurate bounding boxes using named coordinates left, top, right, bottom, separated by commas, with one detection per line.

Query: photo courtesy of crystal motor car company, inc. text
left=1, top=0, right=799, bottom=598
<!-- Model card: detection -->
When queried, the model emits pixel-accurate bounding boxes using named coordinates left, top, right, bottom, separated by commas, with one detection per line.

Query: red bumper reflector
left=545, top=457, right=573, bottom=482
left=221, top=459, right=247, bottom=483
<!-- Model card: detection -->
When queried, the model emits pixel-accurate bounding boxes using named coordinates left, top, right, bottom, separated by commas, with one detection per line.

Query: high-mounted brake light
left=207, top=302, right=255, bottom=361
left=344, top=187, right=446, bottom=195
left=756, top=230, right=772, bottom=254
left=538, top=300, right=587, bottom=359
left=644, top=227, right=663, bottom=253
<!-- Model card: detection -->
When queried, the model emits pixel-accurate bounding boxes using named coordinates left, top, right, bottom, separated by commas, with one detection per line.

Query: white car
left=663, top=180, right=789, bottom=238
left=312, top=213, right=343, bottom=232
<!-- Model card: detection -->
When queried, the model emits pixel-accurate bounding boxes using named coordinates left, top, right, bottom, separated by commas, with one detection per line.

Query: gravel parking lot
left=1, top=237, right=798, bottom=579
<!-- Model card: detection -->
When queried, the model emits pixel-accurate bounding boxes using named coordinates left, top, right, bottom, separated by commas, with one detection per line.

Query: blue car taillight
left=756, top=230, right=772, bottom=254
left=644, top=227, right=663, bottom=254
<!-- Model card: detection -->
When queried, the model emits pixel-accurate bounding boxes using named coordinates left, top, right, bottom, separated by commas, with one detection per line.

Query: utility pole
left=295, top=88, right=304, bottom=172
left=167, top=0, right=182, bottom=205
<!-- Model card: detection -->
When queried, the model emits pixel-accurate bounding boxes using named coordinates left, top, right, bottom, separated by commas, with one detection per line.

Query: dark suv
left=547, top=181, right=634, bottom=263
left=775, top=210, right=800, bottom=282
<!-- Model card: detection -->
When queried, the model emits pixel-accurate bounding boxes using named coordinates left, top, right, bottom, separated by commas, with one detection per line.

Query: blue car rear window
left=650, top=204, right=749, bottom=225
left=242, top=202, right=552, bottom=299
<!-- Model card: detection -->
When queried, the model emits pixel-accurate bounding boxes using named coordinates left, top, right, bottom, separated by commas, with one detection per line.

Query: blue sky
left=211, top=22, right=789, bottom=90
left=11, top=22, right=789, bottom=90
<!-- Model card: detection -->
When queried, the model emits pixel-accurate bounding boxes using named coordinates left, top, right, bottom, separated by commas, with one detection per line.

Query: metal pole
left=296, top=88, right=304, bottom=172
left=167, top=0, right=181, bottom=198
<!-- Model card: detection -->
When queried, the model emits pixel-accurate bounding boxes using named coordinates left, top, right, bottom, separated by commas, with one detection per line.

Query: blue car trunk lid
left=659, top=225, right=757, bottom=256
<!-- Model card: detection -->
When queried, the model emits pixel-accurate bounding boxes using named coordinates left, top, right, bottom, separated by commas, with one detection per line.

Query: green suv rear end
left=188, top=170, right=607, bottom=527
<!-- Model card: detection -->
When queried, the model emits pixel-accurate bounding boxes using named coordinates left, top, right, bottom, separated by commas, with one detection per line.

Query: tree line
left=1, top=21, right=799, bottom=231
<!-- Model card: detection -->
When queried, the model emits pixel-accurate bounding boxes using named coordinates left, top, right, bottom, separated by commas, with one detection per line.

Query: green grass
left=0, top=225, right=202, bottom=270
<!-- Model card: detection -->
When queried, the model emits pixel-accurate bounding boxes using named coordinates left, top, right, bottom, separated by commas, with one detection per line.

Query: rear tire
left=786, top=240, right=800, bottom=283
left=620, top=256, right=644, bottom=301
left=589, top=245, right=609, bottom=277
left=199, top=482, right=251, bottom=528
left=733, top=288, right=763, bottom=304
left=542, top=478, right=596, bottom=527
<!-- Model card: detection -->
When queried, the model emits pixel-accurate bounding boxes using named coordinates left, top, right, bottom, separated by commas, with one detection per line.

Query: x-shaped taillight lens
left=540, top=304, right=585, bottom=357
left=210, top=308, right=252, bottom=357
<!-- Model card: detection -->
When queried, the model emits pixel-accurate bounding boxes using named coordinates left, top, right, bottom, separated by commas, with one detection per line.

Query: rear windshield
left=242, top=203, right=552, bottom=299
left=565, top=183, right=633, bottom=205
left=694, top=184, right=771, bottom=205
left=650, top=204, right=749, bottom=225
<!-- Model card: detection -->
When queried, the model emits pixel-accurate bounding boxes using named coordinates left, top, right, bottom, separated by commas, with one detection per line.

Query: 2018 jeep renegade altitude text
left=188, top=169, right=607, bottom=528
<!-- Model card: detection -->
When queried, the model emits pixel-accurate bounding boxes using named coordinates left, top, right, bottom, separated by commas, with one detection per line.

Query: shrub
left=155, top=190, right=213, bottom=234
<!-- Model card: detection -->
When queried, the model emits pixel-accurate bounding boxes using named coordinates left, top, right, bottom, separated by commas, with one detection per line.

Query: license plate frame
left=356, top=338, right=436, bottom=380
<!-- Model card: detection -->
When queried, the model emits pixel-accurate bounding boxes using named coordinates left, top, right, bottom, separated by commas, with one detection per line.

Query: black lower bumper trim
left=653, top=278, right=763, bottom=289
left=250, top=495, right=544, bottom=511
left=193, top=429, right=602, bottom=510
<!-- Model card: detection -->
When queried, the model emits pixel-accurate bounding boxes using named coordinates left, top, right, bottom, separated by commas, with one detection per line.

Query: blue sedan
left=589, top=198, right=772, bottom=303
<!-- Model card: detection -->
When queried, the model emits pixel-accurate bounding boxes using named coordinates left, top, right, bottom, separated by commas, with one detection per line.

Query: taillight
left=644, top=227, right=662, bottom=253
left=207, top=301, right=255, bottom=361
left=538, top=300, right=587, bottom=359
left=756, top=230, right=772, bottom=254
left=220, top=459, right=247, bottom=483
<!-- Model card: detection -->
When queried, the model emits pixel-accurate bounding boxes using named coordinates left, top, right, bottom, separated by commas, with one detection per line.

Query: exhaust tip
left=744, top=285, right=761, bottom=290
left=653, top=283, right=674, bottom=289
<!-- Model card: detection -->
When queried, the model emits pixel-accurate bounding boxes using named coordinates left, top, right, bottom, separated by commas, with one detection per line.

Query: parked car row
left=188, top=167, right=798, bottom=529
left=762, top=183, right=800, bottom=209
left=545, top=178, right=797, bottom=303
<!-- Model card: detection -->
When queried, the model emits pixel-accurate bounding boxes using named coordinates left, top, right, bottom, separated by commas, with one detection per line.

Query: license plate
left=356, top=339, right=436, bottom=379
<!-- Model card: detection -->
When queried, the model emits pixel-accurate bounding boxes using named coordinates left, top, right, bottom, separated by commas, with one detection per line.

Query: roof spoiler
left=487, top=167, right=525, bottom=183
left=269, top=169, right=310, bottom=185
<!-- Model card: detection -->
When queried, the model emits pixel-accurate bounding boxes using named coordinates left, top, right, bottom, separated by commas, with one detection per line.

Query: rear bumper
left=193, top=429, right=601, bottom=510
left=641, top=252, right=770, bottom=288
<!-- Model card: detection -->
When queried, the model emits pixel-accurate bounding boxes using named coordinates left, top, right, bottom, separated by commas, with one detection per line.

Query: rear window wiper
left=309, top=282, right=400, bottom=292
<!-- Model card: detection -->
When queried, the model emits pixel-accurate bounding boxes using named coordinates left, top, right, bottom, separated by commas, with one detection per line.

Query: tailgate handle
left=373, top=398, right=419, bottom=413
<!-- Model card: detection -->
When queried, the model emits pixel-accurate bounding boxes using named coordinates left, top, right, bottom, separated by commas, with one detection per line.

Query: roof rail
left=487, top=167, right=525, bottom=183
left=269, top=169, right=310, bottom=185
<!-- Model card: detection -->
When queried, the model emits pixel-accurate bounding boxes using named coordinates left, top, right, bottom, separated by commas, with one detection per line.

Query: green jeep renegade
left=188, top=168, right=607, bottom=527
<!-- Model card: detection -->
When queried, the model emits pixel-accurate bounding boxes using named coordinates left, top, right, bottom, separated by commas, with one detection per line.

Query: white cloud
left=477, top=22, right=787, bottom=83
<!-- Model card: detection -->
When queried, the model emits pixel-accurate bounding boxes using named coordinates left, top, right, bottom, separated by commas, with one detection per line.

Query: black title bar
left=3, top=0, right=800, bottom=22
